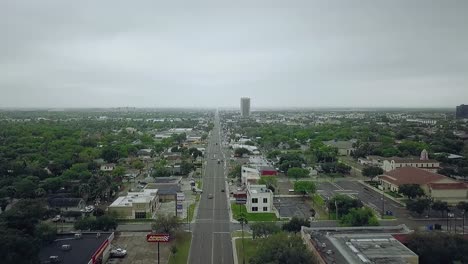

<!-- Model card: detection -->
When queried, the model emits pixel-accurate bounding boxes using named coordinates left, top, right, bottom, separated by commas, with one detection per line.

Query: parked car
left=208, top=194, right=213, bottom=199
left=110, top=248, right=127, bottom=258
left=52, top=215, right=62, bottom=222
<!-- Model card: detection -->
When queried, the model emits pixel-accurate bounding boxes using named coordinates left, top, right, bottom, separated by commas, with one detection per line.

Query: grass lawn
left=308, top=194, right=329, bottom=220
left=196, top=180, right=202, bottom=189
left=183, top=203, right=197, bottom=222
left=385, top=191, right=403, bottom=198
left=231, top=204, right=278, bottom=222
left=235, top=238, right=259, bottom=264
left=168, top=232, right=192, bottom=264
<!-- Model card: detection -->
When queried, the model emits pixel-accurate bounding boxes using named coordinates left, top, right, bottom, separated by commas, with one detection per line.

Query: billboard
left=146, top=233, right=170, bottom=243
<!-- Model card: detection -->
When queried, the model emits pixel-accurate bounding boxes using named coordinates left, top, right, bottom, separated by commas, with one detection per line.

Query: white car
left=110, top=248, right=127, bottom=258
left=52, top=215, right=61, bottom=222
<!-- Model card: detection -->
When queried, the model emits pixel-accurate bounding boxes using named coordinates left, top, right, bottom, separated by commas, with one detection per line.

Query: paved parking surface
left=317, top=179, right=404, bottom=218
left=109, top=232, right=170, bottom=264
left=273, top=197, right=313, bottom=218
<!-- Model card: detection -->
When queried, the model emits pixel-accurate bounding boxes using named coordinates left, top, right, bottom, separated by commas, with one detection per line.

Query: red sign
left=147, top=233, right=170, bottom=243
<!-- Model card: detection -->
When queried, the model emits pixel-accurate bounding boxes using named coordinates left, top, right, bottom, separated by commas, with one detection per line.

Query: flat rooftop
left=109, top=189, right=158, bottom=207
left=248, top=184, right=272, bottom=194
left=304, top=225, right=417, bottom=264
left=39, top=232, right=113, bottom=264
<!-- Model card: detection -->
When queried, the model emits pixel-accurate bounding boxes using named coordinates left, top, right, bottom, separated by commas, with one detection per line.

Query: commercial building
left=379, top=167, right=468, bottom=204
left=246, top=184, right=273, bottom=213
left=301, top=225, right=418, bottom=264
left=145, top=177, right=182, bottom=201
left=241, top=166, right=261, bottom=185
left=456, top=104, right=468, bottom=119
left=240, top=97, right=251, bottom=117
left=108, top=189, right=159, bottom=219
left=39, top=232, right=114, bottom=264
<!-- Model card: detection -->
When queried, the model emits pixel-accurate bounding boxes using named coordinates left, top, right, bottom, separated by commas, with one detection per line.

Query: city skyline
left=1, top=1, right=468, bottom=108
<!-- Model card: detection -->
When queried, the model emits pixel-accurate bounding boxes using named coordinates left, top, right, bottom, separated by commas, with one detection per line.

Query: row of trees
left=407, top=199, right=468, bottom=216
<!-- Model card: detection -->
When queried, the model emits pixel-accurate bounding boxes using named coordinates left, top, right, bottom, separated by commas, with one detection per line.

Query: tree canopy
left=249, top=232, right=314, bottom=264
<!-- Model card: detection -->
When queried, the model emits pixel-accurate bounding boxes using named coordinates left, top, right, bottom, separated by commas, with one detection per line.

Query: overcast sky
left=1, top=1, right=468, bottom=108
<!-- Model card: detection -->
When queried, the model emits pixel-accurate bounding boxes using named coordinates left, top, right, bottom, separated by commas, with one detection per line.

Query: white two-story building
left=246, top=184, right=273, bottom=213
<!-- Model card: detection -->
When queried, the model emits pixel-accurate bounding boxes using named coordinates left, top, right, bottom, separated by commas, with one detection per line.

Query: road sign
left=146, top=233, right=170, bottom=243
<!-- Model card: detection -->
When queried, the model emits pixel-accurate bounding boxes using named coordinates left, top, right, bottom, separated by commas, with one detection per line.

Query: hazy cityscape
left=2, top=1, right=468, bottom=264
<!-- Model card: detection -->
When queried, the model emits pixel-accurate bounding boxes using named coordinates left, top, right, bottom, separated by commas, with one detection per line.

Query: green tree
left=431, top=200, right=449, bottom=217
left=14, top=178, right=37, bottom=198
left=362, top=166, right=384, bottom=179
left=327, top=195, right=363, bottom=219
left=151, top=214, right=180, bottom=236
left=406, top=198, right=431, bottom=216
left=234, top=147, right=250, bottom=157
left=457, top=201, right=468, bottom=212
left=282, top=217, right=310, bottom=234
left=340, top=207, right=379, bottom=227
left=249, top=232, right=314, bottom=264
left=258, top=176, right=278, bottom=192
left=336, top=162, right=352, bottom=174
left=250, top=222, right=281, bottom=239
left=2, top=199, right=47, bottom=235
left=398, top=184, right=425, bottom=199
left=152, top=164, right=171, bottom=177
left=112, top=166, right=126, bottom=177
left=35, top=222, right=57, bottom=244
left=101, top=147, right=119, bottom=163
left=293, top=181, right=316, bottom=197
left=180, top=161, right=195, bottom=175
left=287, top=167, right=309, bottom=180
left=406, top=232, right=468, bottom=264
left=0, top=228, right=41, bottom=264
left=0, top=199, right=8, bottom=212
left=229, top=164, right=242, bottom=179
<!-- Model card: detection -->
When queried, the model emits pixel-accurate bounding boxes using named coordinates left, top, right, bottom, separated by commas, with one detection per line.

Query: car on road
left=110, top=248, right=127, bottom=258
left=52, top=215, right=62, bottom=222
left=208, top=194, right=213, bottom=199
left=221, top=189, right=225, bottom=192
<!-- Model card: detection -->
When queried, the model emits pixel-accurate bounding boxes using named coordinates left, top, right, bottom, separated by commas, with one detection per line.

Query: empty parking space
left=274, top=197, right=313, bottom=218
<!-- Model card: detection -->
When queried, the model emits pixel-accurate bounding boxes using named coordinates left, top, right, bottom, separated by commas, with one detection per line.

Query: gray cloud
left=1, top=0, right=467, bottom=108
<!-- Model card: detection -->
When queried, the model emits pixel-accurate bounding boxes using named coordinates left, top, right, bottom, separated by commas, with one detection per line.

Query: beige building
left=379, top=167, right=467, bottom=204
left=246, top=184, right=273, bottom=213
left=382, top=149, right=440, bottom=173
left=108, top=189, right=159, bottom=219
left=428, top=182, right=468, bottom=205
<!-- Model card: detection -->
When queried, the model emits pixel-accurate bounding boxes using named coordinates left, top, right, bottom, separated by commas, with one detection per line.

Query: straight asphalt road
left=189, top=111, right=233, bottom=264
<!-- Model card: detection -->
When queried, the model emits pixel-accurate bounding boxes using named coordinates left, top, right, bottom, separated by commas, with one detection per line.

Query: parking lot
left=273, top=197, right=314, bottom=219
left=108, top=232, right=170, bottom=264
left=317, top=179, right=405, bottom=218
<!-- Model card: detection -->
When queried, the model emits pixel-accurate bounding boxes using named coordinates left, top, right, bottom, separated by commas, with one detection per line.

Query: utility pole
left=381, top=188, right=385, bottom=218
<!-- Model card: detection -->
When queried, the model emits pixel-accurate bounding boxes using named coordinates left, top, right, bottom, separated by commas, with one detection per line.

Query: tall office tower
left=456, top=104, right=468, bottom=119
left=240, top=97, right=251, bottom=117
